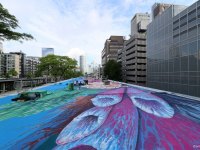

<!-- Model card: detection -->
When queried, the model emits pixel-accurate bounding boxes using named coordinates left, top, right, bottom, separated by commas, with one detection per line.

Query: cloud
left=0, top=0, right=197, bottom=64
left=66, top=48, right=85, bottom=60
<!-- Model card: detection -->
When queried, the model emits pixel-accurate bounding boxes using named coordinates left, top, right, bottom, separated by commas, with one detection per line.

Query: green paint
left=0, top=88, right=102, bottom=121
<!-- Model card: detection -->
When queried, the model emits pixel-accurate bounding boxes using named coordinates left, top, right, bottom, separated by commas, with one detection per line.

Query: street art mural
left=0, top=80, right=200, bottom=150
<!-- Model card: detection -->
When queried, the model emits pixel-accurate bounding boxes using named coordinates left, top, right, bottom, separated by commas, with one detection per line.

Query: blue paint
left=0, top=95, right=16, bottom=106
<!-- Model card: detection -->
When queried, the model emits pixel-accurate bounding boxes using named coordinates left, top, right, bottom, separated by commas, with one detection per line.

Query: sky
left=0, top=0, right=197, bottom=64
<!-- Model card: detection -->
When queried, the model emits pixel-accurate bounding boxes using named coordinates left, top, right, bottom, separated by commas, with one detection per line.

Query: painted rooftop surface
left=0, top=78, right=200, bottom=150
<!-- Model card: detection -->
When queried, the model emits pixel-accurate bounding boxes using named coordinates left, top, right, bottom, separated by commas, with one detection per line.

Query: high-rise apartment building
left=25, top=56, right=40, bottom=76
left=42, top=48, right=54, bottom=57
left=147, top=2, right=200, bottom=97
left=0, top=55, right=4, bottom=77
left=0, top=42, right=3, bottom=76
left=10, top=52, right=26, bottom=78
left=80, top=55, right=86, bottom=74
left=0, top=52, right=26, bottom=78
left=1, top=53, right=20, bottom=78
left=119, top=13, right=150, bottom=85
left=101, top=36, right=125, bottom=67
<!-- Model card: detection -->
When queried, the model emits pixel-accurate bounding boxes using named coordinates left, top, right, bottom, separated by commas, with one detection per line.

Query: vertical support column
left=2, top=82, right=5, bottom=93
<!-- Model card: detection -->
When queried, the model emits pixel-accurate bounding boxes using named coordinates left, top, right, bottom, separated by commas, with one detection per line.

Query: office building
left=119, top=13, right=150, bottom=85
left=80, top=55, right=86, bottom=74
left=147, top=2, right=200, bottom=97
left=101, top=36, right=125, bottom=67
left=25, top=56, right=40, bottom=76
left=42, top=48, right=54, bottom=57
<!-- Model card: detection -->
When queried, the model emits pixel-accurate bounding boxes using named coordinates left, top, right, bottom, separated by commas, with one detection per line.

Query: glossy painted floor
left=0, top=78, right=200, bottom=150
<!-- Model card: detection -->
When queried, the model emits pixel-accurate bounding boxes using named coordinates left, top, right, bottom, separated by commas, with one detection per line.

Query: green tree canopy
left=6, top=68, right=18, bottom=78
left=0, top=3, right=33, bottom=41
left=36, top=55, right=80, bottom=80
left=26, top=72, right=34, bottom=79
left=103, top=60, right=122, bottom=81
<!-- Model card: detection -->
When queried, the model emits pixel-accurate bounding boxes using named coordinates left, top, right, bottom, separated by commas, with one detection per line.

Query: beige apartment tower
left=101, top=36, right=125, bottom=67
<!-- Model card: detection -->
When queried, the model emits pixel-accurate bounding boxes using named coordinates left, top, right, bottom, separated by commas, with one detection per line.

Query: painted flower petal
left=130, top=93, right=174, bottom=118
left=55, top=96, right=139, bottom=150
left=56, top=107, right=112, bottom=145
left=91, top=95, right=122, bottom=107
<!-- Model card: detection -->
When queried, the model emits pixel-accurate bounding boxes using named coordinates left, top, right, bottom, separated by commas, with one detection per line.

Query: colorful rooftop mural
left=0, top=78, right=200, bottom=150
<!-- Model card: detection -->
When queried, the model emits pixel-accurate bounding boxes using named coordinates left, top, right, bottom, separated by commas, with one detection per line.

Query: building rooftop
left=0, top=78, right=199, bottom=149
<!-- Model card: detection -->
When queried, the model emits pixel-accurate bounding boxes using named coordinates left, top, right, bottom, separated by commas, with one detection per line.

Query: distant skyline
left=0, top=0, right=197, bottom=64
left=42, top=48, right=54, bottom=57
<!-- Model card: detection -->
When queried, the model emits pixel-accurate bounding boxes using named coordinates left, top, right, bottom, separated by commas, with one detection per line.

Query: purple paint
left=55, top=93, right=139, bottom=150
left=56, top=107, right=112, bottom=145
left=137, top=111, right=200, bottom=150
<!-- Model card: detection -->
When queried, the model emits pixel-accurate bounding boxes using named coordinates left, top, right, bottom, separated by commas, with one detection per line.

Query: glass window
left=188, top=9, right=196, bottom=22
left=198, top=6, right=200, bottom=18
left=181, top=75, right=188, bottom=85
left=180, top=15, right=187, bottom=25
left=180, top=30, right=187, bottom=41
left=189, top=76, right=198, bottom=85
left=189, top=41, right=197, bottom=55
left=174, top=76, right=180, bottom=84
left=169, top=59, right=174, bottom=72
left=188, top=26, right=197, bottom=38
left=180, top=44, right=188, bottom=56
left=188, top=85, right=198, bottom=96
left=189, top=55, right=198, bottom=71
left=181, top=56, right=188, bottom=71
left=174, top=58, right=180, bottom=72
left=198, top=40, right=200, bottom=53
left=169, top=75, right=174, bottom=83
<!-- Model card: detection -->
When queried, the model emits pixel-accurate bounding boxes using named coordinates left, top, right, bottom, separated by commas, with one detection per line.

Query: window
left=180, top=15, right=187, bottom=27
left=180, top=30, right=187, bottom=41
left=180, top=44, right=188, bottom=57
left=188, top=9, right=196, bottom=21
left=189, top=41, right=197, bottom=55
left=181, top=56, right=188, bottom=71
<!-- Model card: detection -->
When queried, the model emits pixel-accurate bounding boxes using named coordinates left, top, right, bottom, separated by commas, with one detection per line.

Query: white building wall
left=79, top=55, right=87, bottom=74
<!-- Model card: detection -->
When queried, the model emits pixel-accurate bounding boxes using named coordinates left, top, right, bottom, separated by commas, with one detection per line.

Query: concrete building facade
left=10, top=52, right=26, bottom=78
left=147, top=2, right=200, bottom=97
left=42, top=48, right=54, bottom=57
left=1, top=53, right=19, bottom=78
left=0, top=54, right=4, bottom=77
left=101, top=36, right=125, bottom=67
left=119, top=13, right=150, bottom=85
left=0, top=52, right=26, bottom=78
left=25, top=56, right=40, bottom=76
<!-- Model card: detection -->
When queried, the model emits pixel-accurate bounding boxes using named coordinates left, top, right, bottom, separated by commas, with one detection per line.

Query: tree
left=0, top=3, right=33, bottom=41
left=104, top=60, right=122, bottom=81
left=36, top=55, right=78, bottom=81
left=26, top=72, right=34, bottom=78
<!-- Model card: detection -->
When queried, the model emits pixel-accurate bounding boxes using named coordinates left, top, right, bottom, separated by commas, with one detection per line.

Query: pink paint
left=137, top=111, right=200, bottom=150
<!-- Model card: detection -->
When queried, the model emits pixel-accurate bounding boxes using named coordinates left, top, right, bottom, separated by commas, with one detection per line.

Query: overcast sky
left=0, top=0, right=197, bottom=64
